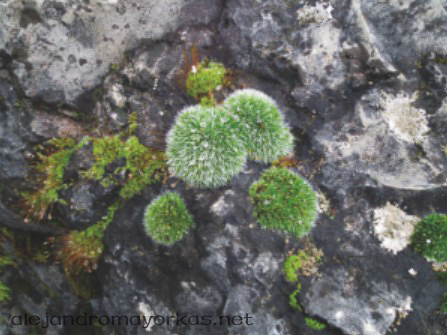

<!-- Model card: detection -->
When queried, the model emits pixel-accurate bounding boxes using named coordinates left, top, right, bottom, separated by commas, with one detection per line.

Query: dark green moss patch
left=143, top=193, right=195, bottom=245
left=411, top=213, right=447, bottom=262
left=249, top=167, right=317, bottom=238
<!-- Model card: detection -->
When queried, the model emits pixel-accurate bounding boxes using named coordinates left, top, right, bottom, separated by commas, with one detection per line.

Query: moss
left=15, top=99, right=26, bottom=111
left=119, top=136, right=167, bottom=199
left=272, top=155, right=298, bottom=168
left=284, top=254, right=302, bottom=282
left=249, top=167, right=317, bottom=238
left=167, top=105, right=246, bottom=188
left=186, top=61, right=226, bottom=105
left=109, top=63, right=120, bottom=72
left=0, top=254, right=14, bottom=267
left=23, top=137, right=90, bottom=222
left=84, top=136, right=123, bottom=180
left=411, top=213, right=447, bottom=262
left=289, top=286, right=302, bottom=311
left=305, top=317, right=327, bottom=331
left=200, top=95, right=216, bottom=107
left=58, top=204, right=117, bottom=275
left=127, top=111, right=138, bottom=135
left=284, top=243, right=323, bottom=312
left=143, top=192, right=195, bottom=245
left=84, top=134, right=167, bottom=198
left=0, top=281, right=11, bottom=304
left=224, top=89, right=294, bottom=163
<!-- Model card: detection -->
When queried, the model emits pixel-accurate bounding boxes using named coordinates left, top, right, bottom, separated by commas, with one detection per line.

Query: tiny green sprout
left=0, top=281, right=11, bottom=304
left=284, top=254, right=303, bottom=282
left=289, top=286, right=302, bottom=311
left=305, top=317, right=327, bottom=331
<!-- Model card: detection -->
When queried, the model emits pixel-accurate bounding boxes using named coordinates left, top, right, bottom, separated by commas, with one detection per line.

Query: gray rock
left=0, top=75, right=30, bottom=180
left=304, top=269, right=413, bottom=335
left=1, top=0, right=223, bottom=104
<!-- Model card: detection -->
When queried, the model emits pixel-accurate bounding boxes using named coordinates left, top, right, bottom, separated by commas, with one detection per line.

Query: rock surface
left=1, top=0, right=447, bottom=335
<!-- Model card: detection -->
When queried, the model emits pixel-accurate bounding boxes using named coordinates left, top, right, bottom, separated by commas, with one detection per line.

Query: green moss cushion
left=249, top=167, right=317, bottom=238
left=224, top=89, right=294, bottom=163
left=167, top=105, right=246, bottom=188
left=143, top=192, right=195, bottom=245
left=411, top=213, right=447, bottom=262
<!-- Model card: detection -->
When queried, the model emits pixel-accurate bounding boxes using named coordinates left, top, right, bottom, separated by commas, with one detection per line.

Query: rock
left=0, top=74, right=31, bottom=180
left=316, top=88, right=447, bottom=190
left=304, top=269, right=413, bottom=335
left=1, top=0, right=223, bottom=104
left=30, top=110, right=84, bottom=140
left=2, top=0, right=447, bottom=334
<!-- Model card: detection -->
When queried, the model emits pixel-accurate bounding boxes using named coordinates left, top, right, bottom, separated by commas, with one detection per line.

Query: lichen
left=373, top=203, right=419, bottom=254
left=380, top=92, right=429, bottom=144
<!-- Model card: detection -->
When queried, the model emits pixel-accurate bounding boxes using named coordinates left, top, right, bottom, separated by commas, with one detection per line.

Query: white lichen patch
left=373, top=203, right=419, bottom=254
left=317, top=191, right=331, bottom=215
left=380, top=92, right=429, bottom=144
left=210, top=190, right=235, bottom=217
left=296, top=2, right=333, bottom=25
left=389, top=296, right=413, bottom=329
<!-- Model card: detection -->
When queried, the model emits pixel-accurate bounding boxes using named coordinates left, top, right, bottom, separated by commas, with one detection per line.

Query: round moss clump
left=223, top=89, right=294, bottom=163
left=249, top=167, right=317, bottom=238
left=411, top=213, right=447, bottom=262
left=167, top=105, right=247, bottom=188
left=143, top=192, right=195, bottom=245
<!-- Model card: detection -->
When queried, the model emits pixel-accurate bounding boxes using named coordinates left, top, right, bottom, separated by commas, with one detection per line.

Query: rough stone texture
left=0, top=73, right=31, bottom=180
left=316, top=88, right=447, bottom=190
left=304, top=269, right=413, bottom=335
left=0, top=0, right=223, bottom=104
left=1, top=0, right=447, bottom=335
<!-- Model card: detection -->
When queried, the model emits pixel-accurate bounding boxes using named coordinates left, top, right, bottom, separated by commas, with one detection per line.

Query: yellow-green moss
left=23, top=137, right=90, bottom=221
